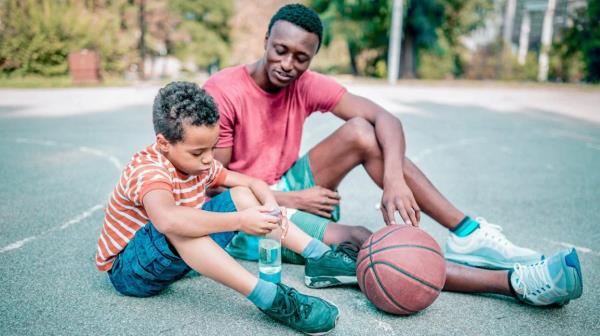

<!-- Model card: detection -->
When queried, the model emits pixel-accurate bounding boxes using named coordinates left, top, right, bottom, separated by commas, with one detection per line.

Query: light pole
left=387, top=0, right=404, bottom=84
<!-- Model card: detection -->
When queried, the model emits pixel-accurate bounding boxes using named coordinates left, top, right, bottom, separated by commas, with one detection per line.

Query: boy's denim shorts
left=108, top=190, right=237, bottom=297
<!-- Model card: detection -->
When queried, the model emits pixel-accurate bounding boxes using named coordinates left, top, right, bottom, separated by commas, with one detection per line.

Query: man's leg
left=309, top=117, right=542, bottom=270
left=309, top=117, right=463, bottom=229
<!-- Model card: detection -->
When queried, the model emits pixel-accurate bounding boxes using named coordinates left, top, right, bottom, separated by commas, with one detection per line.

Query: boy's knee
left=230, top=186, right=258, bottom=209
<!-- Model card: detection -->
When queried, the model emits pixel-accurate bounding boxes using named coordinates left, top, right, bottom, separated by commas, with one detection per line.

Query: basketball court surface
left=1, top=82, right=599, bottom=335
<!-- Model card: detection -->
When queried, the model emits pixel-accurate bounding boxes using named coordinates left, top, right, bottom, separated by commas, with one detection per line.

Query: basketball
left=356, top=225, right=446, bottom=315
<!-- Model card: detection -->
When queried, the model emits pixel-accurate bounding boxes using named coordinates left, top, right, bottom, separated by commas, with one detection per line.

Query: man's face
left=158, top=122, right=220, bottom=176
left=264, top=20, right=319, bottom=89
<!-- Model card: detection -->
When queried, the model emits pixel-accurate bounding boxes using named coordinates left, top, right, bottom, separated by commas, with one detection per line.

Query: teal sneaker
left=260, top=283, right=339, bottom=335
left=305, top=241, right=358, bottom=288
left=511, top=248, right=583, bottom=306
left=445, top=217, right=544, bottom=269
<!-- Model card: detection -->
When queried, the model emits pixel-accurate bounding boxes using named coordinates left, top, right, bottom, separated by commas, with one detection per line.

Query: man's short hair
left=152, top=81, right=219, bottom=144
left=267, top=3, right=323, bottom=51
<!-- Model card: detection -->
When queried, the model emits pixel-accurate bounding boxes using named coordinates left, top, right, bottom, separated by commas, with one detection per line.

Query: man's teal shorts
left=225, top=154, right=340, bottom=264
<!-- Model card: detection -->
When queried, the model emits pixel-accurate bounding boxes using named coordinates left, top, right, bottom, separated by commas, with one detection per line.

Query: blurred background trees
left=0, top=0, right=598, bottom=83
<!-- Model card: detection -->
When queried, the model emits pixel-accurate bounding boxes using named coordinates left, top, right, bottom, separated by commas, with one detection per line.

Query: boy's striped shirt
left=95, top=143, right=226, bottom=271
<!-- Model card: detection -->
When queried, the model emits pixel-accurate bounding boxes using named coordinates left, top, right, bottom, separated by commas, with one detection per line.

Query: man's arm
left=331, top=92, right=420, bottom=226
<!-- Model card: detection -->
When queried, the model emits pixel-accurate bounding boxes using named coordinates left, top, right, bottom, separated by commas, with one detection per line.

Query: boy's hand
left=237, top=206, right=281, bottom=236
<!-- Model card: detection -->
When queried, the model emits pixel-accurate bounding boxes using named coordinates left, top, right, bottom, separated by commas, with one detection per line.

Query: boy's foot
left=305, top=241, right=358, bottom=288
left=445, top=217, right=544, bottom=269
left=511, top=248, right=583, bottom=306
left=260, top=283, right=339, bottom=335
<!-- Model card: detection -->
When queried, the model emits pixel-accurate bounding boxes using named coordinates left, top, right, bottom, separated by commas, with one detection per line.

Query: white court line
left=79, top=146, right=122, bottom=170
left=16, top=138, right=123, bottom=170
left=543, top=239, right=600, bottom=257
left=1, top=138, right=120, bottom=254
left=60, top=204, right=105, bottom=230
left=0, top=236, right=38, bottom=253
left=411, top=138, right=485, bottom=164
left=0, top=203, right=105, bottom=254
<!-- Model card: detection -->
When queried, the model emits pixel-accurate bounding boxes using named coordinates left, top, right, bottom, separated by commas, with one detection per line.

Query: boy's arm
left=143, top=189, right=279, bottom=238
left=221, top=169, right=279, bottom=210
left=213, top=149, right=325, bottom=214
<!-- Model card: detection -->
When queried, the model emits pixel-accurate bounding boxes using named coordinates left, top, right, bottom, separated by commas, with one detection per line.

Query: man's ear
left=156, top=134, right=170, bottom=153
left=264, top=33, right=269, bottom=50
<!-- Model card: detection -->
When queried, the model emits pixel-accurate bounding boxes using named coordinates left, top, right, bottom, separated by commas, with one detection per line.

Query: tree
left=310, top=0, right=492, bottom=78
left=168, top=0, right=233, bottom=68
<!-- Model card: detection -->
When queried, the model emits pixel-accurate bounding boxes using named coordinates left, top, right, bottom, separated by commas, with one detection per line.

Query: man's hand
left=294, top=186, right=340, bottom=218
left=380, top=180, right=420, bottom=226
left=237, top=206, right=281, bottom=235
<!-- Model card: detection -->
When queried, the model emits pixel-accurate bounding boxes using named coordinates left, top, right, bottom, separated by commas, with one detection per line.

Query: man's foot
left=260, top=283, right=339, bottom=335
left=445, top=217, right=544, bottom=269
left=511, top=248, right=583, bottom=306
left=305, top=242, right=358, bottom=288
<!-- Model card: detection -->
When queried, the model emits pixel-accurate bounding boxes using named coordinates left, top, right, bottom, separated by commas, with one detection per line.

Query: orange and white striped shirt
left=95, top=143, right=227, bottom=271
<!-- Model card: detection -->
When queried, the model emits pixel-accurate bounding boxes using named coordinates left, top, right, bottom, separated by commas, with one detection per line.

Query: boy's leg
left=231, top=186, right=357, bottom=288
left=167, top=233, right=259, bottom=296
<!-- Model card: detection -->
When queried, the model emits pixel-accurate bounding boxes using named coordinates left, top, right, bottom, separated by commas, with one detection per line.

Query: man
left=203, top=4, right=582, bottom=306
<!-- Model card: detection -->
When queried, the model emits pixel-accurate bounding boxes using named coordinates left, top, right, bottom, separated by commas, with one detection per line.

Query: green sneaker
left=305, top=241, right=358, bottom=288
left=260, top=283, right=339, bottom=335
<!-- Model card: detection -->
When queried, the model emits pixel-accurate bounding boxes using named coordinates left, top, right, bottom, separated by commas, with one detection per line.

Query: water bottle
left=259, top=208, right=283, bottom=283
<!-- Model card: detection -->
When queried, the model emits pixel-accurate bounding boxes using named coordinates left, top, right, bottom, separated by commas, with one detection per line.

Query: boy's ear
left=156, top=134, right=170, bottom=153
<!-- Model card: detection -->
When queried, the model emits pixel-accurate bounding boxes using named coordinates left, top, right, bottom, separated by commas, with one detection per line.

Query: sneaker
left=445, top=217, right=544, bottom=269
left=511, top=248, right=583, bottom=306
left=260, top=283, right=339, bottom=335
left=305, top=241, right=358, bottom=288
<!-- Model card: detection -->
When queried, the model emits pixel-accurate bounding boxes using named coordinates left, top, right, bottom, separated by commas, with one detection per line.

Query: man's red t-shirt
left=204, top=65, right=346, bottom=184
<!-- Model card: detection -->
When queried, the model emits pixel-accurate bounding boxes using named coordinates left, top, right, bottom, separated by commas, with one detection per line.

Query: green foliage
left=169, top=0, right=233, bottom=68
left=0, top=0, right=233, bottom=77
left=417, top=31, right=454, bottom=79
left=555, top=0, right=600, bottom=83
left=311, top=0, right=493, bottom=78
left=0, top=0, right=132, bottom=76
left=312, top=0, right=390, bottom=76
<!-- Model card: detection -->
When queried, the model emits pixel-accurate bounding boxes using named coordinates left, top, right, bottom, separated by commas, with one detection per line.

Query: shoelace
left=334, top=241, right=359, bottom=263
left=272, top=285, right=312, bottom=321
left=513, top=260, right=553, bottom=299
left=476, top=217, right=512, bottom=250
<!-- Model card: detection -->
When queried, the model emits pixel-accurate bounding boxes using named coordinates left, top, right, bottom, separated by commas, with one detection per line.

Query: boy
left=95, top=82, right=355, bottom=335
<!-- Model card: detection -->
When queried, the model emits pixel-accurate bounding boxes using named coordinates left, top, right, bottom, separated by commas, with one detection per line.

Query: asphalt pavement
left=0, top=83, right=599, bottom=335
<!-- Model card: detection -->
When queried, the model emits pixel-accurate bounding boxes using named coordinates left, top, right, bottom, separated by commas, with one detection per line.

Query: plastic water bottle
left=259, top=208, right=282, bottom=283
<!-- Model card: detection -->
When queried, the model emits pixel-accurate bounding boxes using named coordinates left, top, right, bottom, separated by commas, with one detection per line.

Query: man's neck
left=247, top=59, right=282, bottom=93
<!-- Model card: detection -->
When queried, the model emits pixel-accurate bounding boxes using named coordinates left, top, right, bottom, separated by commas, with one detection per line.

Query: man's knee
left=349, top=225, right=372, bottom=245
left=344, top=117, right=378, bottom=154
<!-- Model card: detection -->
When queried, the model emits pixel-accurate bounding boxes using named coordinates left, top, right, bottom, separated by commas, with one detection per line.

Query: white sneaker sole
left=445, top=253, right=541, bottom=270
left=304, top=275, right=358, bottom=288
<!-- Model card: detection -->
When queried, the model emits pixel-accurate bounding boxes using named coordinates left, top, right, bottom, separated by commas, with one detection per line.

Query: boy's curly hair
left=267, top=3, right=323, bottom=51
left=152, top=81, right=219, bottom=143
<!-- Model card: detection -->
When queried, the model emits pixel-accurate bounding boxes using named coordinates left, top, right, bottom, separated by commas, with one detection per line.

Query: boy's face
left=157, top=122, right=220, bottom=176
left=263, top=20, right=319, bottom=89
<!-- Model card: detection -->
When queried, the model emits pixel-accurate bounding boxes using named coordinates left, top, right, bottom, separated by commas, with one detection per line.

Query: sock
left=451, top=216, right=480, bottom=237
left=247, top=279, right=278, bottom=310
left=301, top=238, right=331, bottom=259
